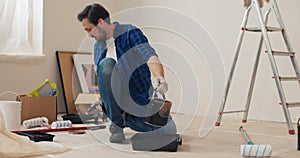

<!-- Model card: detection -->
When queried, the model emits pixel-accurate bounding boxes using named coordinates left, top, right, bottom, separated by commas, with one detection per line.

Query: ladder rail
left=216, top=7, right=271, bottom=126
left=271, top=0, right=300, bottom=80
left=271, top=0, right=293, bottom=52
left=253, top=0, right=294, bottom=134
left=242, top=8, right=272, bottom=123
left=215, top=7, right=252, bottom=126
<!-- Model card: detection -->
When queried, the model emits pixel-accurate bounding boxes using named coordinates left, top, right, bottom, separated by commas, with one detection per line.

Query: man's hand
left=153, top=76, right=168, bottom=95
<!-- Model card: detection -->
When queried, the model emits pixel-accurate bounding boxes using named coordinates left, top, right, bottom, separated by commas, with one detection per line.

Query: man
left=77, top=4, right=176, bottom=143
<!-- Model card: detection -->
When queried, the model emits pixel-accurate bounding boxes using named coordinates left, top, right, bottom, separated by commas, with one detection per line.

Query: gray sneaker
left=109, top=124, right=125, bottom=143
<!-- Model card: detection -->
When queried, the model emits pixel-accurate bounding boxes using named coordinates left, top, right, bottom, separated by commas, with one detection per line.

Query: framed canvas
left=73, top=54, right=99, bottom=93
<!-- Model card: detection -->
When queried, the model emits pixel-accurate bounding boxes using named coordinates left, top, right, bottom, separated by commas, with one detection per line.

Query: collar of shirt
left=94, top=22, right=135, bottom=65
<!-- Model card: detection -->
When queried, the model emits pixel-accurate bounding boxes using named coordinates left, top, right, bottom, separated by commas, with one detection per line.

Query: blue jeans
left=97, top=58, right=177, bottom=134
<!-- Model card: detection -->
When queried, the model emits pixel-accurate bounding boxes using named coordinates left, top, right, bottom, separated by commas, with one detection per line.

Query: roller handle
left=11, top=125, right=106, bottom=133
left=239, top=126, right=254, bottom=145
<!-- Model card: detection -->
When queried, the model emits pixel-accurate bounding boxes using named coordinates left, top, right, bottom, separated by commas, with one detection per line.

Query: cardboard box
left=20, top=95, right=57, bottom=123
left=75, top=93, right=100, bottom=114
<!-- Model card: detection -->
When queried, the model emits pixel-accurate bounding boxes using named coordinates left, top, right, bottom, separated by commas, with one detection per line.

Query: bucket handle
left=0, top=91, right=20, bottom=101
left=151, top=89, right=166, bottom=100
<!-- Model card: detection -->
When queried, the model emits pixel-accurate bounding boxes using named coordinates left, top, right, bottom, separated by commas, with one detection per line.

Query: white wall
left=0, top=0, right=299, bottom=123
left=108, top=0, right=300, bottom=123
left=0, top=0, right=116, bottom=112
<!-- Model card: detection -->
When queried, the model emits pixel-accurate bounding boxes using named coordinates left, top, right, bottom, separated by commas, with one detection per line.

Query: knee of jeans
left=97, top=58, right=116, bottom=76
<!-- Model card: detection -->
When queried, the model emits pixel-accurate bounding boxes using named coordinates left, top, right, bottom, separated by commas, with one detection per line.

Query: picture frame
left=73, top=54, right=99, bottom=93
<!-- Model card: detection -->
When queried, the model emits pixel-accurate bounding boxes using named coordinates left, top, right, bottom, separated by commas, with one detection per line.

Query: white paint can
left=0, top=92, right=22, bottom=131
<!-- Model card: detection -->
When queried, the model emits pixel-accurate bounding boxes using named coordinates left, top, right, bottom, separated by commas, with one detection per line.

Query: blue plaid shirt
left=94, top=22, right=157, bottom=105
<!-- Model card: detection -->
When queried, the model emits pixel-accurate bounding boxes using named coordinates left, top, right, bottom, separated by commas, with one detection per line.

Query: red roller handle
left=11, top=125, right=106, bottom=133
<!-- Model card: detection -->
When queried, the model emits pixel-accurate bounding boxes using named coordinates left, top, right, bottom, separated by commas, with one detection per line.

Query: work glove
left=153, top=76, right=168, bottom=95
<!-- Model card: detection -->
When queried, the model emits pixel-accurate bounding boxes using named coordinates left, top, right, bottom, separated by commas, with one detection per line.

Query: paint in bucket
left=145, top=92, right=171, bottom=127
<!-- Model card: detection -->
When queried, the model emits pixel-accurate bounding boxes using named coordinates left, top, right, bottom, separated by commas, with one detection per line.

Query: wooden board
left=56, top=51, right=91, bottom=113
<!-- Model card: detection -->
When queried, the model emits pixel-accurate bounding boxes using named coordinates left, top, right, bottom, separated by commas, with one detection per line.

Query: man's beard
left=96, top=30, right=107, bottom=43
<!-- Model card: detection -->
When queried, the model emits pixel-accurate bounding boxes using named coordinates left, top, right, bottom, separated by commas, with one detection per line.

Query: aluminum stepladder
left=215, top=0, right=299, bottom=135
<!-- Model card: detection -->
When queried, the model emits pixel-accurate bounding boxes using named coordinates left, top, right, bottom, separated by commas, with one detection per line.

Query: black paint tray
left=62, top=113, right=83, bottom=124
left=62, top=113, right=100, bottom=124
left=131, top=133, right=182, bottom=152
left=17, top=131, right=55, bottom=142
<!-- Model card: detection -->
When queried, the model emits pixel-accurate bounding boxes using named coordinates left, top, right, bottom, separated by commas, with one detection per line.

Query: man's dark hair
left=77, top=4, right=111, bottom=25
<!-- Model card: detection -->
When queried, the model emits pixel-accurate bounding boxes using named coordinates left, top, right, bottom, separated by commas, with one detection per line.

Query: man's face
left=82, top=18, right=107, bottom=42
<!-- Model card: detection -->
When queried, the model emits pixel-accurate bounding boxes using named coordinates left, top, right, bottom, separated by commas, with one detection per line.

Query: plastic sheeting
left=0, top=111, right=70, bottom=158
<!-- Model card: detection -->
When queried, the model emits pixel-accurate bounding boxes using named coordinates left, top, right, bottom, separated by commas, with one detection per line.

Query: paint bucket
left=297, top=117, right=300, bottom=151
left=0, top=92, right=22, bottom=131
left=145, top=93, right=171, bottom=127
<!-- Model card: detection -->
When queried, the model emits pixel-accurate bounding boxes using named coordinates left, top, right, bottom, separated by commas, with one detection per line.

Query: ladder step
left=265, top=50, right=295, bottom=56
left=221, top=110, right=246, bottom=114
left=272, top=76, right=300, bottom=81
left=280, top=102, right=300, bottom=108
left=242, top=26, right=283, bottom=32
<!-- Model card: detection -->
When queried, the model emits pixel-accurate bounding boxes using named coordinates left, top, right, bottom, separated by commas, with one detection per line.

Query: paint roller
left=239, top=126, right=272, bottom=157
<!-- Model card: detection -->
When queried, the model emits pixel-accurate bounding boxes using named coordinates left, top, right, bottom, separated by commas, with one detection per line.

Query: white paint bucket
left=0, top=92, right=21, bottom=131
